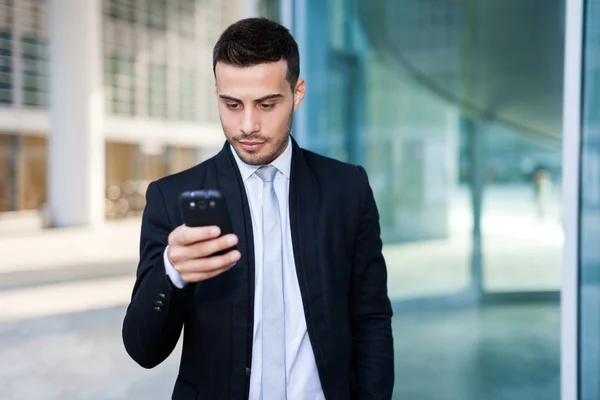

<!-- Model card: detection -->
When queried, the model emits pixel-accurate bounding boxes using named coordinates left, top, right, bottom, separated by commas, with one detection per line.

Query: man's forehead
left=215, top=60, right=287, bottom=80
left=215, top=61, right=289, bottom=97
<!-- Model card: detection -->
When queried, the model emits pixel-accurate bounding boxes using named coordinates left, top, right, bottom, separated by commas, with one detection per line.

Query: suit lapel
left=214, top=142, right=255, bottom=399
left=289, top=138, right=319, bottom=286
left=289, top=138, right=328, bottom=369
left=213, top=141, right=256, bottom=299
left=214, top=143, right=254, bottom=261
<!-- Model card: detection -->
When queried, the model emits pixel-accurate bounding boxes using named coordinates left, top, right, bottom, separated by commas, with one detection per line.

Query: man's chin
left=234, top=145, right=271, bottom=166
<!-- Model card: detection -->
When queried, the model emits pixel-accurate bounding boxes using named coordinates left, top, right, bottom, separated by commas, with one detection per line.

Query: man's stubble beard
left=223, top=110, right=294, bottom=166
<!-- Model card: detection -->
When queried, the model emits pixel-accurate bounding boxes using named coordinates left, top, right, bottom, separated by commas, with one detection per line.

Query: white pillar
left=48, top=0, right=105, bottom=227
left=561, top=0, right=584, bottom=398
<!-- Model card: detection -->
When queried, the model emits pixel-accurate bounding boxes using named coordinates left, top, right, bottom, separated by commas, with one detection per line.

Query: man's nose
left=241, top=108, right=260, bottom=135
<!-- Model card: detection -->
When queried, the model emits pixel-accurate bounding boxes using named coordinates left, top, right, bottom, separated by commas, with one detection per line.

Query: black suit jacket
left=122, top=138, right=394, bottom=399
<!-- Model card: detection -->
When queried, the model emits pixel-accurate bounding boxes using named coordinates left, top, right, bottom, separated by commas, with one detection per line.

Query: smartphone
left=178, top=190, right=236, bottom=254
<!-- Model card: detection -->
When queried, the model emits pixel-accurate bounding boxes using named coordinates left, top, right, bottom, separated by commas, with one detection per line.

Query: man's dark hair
left=213, top=18, right=300, bottom=90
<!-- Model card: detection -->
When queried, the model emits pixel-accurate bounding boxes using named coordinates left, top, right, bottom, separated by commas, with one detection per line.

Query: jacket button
left=155, top=300, right=164, bottom=306
left=246, top=367, right=251, bottom=377
left=153, top=306, right=162, bottom=312
left=158, top=293, right=166, bottom=299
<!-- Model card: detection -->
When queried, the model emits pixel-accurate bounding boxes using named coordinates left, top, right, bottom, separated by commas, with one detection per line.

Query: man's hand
left=167, top=225, right=240, bottom=283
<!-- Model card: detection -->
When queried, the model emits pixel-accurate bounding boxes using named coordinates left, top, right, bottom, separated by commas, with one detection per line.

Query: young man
left=122, top=17, right=394, bottom=400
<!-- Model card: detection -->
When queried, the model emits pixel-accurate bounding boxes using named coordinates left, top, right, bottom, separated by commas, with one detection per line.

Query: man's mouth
left=238, top=141, right=266, bottom=151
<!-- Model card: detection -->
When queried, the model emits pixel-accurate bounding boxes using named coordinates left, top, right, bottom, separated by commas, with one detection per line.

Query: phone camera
left=198, top=200, right=207, bottom=210
left=189, top=201, right=196, bottom=209
left=209, top=200, right=216, bottom=208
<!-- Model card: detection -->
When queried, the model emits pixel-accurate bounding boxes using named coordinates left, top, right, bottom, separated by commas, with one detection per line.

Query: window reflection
left=580, top=0, right=600, bottom=397
left=297, top=0, right=564, bottom=398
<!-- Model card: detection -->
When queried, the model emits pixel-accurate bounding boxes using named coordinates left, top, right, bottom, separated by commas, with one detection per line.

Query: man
left=122, top=17, right=394, bottom=400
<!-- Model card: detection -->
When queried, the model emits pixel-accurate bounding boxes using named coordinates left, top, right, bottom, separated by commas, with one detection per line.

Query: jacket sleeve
left=122, top=181, right=194, bottom=369
left=350, top=166, right=395, bottom=398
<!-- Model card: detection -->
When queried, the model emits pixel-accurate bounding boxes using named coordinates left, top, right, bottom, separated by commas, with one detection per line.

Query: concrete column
left=48, top=0, right=105, bottom=227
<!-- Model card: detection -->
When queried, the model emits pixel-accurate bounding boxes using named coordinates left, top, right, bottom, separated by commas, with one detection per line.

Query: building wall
left=0, top=0, right=246, bottom=219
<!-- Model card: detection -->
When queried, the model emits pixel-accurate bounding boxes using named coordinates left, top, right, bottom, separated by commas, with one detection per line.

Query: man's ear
left=293, top=78, right=306, bottom=111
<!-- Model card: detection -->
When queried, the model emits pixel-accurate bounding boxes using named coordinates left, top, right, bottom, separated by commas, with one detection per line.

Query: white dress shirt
left=164, top=138, right=325, bottom=399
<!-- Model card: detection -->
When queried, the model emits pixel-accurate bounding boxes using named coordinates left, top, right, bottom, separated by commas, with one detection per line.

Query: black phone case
left=179, top=190, right=234, bottom=232
left=178, top=190, right=236, bottom=255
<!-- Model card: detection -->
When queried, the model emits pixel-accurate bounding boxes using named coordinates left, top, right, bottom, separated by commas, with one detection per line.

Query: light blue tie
left=255, top=165, right=286, bottom=399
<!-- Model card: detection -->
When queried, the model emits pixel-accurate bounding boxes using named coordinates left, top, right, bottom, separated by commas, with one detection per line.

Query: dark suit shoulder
left=300, top=148, right=365, bottom=188
left=301, top=148, right=362, bottom=175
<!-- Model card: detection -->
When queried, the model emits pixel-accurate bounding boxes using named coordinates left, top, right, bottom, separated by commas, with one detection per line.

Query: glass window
left=179, top=69, right=196, bottom=120
left=106, top=0, right=136, bottom=23
left=0, top=30, right=13, bottom=105
left=147, top=0, right=167, bottom=31
left=105, top=141, right=203, bottom=220
left=0, top=133, right=47, bottom=212
left=105, top=141, right=143, bottom=219
left=20, top=0, right=48, bottom=108
left=18, top=134, right=47, bottom=210
left=580, top=0, right=600, bottom=398
left=106, top=54, right=136, bottom=115
left=0, top=0, right=13, bottom=106
left=482, top=126, right=563, bottom=292
left=148, top=63, right=167, bottom=118
left=21, top=36, right=48, bottom=108
left=297, top=0, right=564, bottom=397
left=177, top=0, right=195, bottom=38
left=103, top=2, right=137, bottom=116
left=0, top=133, right=17, bottom=212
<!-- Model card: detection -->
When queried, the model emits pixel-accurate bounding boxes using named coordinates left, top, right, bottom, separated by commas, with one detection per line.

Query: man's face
left=215, top=60, right=305, bottom=165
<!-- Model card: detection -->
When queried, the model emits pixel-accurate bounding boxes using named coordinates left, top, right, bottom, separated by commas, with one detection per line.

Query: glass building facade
left=287, top=0, right=565, bottom=398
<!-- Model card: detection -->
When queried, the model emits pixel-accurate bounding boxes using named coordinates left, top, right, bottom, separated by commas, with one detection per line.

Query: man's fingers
left=177, top=249, right=241, bottom=273
left=178, top=250, right=241, bottom=282
left=169, top=225, right=221, bottom=246
left=172, top=234, right=237, bottom=262
left=195, top=234, right=238, bottom=259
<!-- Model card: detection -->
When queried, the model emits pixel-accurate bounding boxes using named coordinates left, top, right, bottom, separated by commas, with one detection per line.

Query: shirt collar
left=230, top=136, right=292, bottom=181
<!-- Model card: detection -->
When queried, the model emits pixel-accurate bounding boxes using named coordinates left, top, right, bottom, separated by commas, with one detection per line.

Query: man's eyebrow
left=219, top=94, right=242, bottom=102
left=254, top=93, right=284, bottom=102
left=219, top=93, right=284, bottom=103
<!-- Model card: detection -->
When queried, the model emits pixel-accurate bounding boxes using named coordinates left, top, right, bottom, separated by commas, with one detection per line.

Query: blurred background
left=0, top=0, right=597, bottom=399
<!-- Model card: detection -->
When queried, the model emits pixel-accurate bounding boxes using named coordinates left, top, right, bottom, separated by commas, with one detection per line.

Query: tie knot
left=255, top=165, right=278, bottom=183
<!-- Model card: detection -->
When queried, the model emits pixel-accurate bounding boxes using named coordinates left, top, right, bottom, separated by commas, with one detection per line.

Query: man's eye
left=260, top=103, right=275, bottom=110
left=226, top=103, right=240, bottom=109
